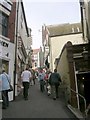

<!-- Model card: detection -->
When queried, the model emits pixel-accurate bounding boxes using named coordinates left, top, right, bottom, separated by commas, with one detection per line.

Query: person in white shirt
left=21, top=67, right=32, bottom=100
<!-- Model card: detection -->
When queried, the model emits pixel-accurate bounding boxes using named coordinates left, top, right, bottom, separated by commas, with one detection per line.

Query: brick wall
left=8, top=2, right=16, bottom=43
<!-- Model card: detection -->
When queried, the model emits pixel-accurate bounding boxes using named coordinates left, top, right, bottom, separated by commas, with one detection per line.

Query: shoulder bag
left=4, top=73, right=13, bottom=92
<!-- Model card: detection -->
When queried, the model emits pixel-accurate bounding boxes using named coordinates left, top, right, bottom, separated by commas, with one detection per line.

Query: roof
left=47, top=23, right=82, bottom=37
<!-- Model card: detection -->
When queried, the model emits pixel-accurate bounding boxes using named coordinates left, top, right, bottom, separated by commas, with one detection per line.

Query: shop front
left=0, top=36, right=15, bottom=101
left=74, top=52, right=90, bottom=112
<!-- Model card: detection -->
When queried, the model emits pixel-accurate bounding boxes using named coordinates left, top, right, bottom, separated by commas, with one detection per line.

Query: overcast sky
left=23, top=0, right=81, bottom=49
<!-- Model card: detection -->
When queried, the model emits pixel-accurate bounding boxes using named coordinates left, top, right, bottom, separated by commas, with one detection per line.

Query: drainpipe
left=13, top=1, right=19, bottom=100
left=80, top=1, right=84, bottom=39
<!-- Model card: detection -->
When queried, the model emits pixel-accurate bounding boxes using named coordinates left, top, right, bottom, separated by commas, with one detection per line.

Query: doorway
left=76, top=72, right=90, bottom=112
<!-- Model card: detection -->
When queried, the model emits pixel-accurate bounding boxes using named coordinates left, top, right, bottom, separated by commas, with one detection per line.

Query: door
left=77, top=72, right=90, bottom=112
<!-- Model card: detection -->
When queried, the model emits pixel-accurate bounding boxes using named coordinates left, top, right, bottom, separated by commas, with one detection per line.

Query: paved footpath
left=2, top=80, right=78, bottom=119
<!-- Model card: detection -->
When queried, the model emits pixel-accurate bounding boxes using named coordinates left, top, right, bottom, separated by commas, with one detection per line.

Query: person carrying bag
left=0, top=69, right=12, bottom=109
left=4, top=74, right=13, bottom=92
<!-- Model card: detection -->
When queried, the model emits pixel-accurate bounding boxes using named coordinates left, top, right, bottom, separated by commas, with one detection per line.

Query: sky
left=23, top=0, right=81, bottom=49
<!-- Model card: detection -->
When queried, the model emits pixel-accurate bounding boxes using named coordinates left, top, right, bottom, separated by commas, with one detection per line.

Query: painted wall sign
left=0, top=0, right=12, bottom=11
left=0, top=40, right=9, bottom=47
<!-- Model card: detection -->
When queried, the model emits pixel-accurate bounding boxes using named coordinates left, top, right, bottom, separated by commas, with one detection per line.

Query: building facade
left=55, top=41, right=90, bottom=114
left=0, top=0, right=15, bottom=101
left=32, top=48, right=40, bottom=69
left=0, top=0, right=32, bottom=100
left=11, top=1, right=32, bottom=97
left=42, top=23, right=85, bottom=72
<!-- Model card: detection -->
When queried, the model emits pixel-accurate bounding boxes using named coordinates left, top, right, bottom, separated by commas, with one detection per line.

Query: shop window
left=35, top=62, right=37, bottom=67
left=0, top=59, right=9, bottom=73
left=0, top=11, right=8, bottom=37
left=75, top=58, right=89, bottom=71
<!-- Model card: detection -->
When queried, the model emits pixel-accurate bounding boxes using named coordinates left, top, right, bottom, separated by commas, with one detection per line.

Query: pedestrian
left=21, top=67, right=32, bottom=100
left=49, top=69, right=61, bottom=100
left=44, top=70, right=49, bottom=91
left=31, top=69, right=36, bottom=85
left=38, top=68, right=46, bottom=92
left=0, top=69, right=11, bottom=109
left=29, top=68, right=34, bottom=86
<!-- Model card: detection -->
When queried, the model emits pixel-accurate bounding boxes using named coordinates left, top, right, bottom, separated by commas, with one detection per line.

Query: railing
left=65, top=87, right=87, bottom=117
left=0, top=100, right=3, bottom=103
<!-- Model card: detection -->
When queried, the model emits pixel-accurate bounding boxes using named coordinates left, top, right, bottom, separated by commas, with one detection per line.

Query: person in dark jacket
left=49, top=69, right=61, bottom=100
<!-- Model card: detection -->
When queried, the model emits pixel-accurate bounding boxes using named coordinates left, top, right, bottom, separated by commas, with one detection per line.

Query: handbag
left=57, top=82, right=60, bottom=86
left=8, top=84, right=13, bottom=92
left=4, top=73, right=13, bottom=92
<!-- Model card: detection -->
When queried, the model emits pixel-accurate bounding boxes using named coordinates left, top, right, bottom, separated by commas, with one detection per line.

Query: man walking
left=21, top=67, right=32, bottom=100
left=38, top=68, right=46, bottom=92
left=49, top=69, right=61, bottom=100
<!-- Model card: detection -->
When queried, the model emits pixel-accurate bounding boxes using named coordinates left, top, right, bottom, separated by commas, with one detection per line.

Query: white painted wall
left=17, top=2, right=28, bottom=51
left=49, top=33, right=85, bottom=71
left=0, top=36, right=15, bottom=101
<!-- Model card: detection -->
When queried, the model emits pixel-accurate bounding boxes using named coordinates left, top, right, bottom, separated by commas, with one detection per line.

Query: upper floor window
left=0, top=11, right=8, bottom=37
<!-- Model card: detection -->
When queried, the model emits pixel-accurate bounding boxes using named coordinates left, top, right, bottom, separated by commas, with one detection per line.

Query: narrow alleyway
left=2, top=80, right=78, bottom=119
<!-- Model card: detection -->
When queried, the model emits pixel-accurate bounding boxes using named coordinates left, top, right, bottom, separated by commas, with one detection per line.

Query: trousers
left=22, top=82, right=29, bottom=99
left=2, top=90, right=9, bottom=108
left=51, top=84, right=59, bottom=98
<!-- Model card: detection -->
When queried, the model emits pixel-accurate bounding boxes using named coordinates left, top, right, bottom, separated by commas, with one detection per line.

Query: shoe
left=25, top=98, right=28, bottom=100
left=2, top=107, right=7, bottom=109
left=6, top=104, right=9, bottom=107
left=53, top=97, right=56, bottom=100
left=48, top=93, right=51, bottom=96
left=56, top=96, right=59, bottom=98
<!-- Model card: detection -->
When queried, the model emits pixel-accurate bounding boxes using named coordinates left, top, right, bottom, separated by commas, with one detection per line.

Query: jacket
left=49, top=72, right=61, bottom=85
left=0, top=72, right=10, bottom=91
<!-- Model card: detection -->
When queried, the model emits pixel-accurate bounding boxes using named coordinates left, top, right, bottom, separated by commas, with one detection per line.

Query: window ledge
left=0, top=35, right=10, bottom=42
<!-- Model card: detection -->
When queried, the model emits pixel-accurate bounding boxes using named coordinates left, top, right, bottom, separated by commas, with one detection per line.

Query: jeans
left=2, top=90, right=9, bottom=108
left=51, top=84, right=59, bottom=98
left=40, top=80, right=45, bottom=92
left=22, top=82, right=29, bottom=99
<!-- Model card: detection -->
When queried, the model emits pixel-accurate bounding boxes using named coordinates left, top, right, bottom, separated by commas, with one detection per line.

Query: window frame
left=0, top=11, right=8, bottom=37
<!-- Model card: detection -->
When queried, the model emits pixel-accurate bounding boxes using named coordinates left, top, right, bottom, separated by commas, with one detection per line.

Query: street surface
left=2, top=80, right=78, bottom=119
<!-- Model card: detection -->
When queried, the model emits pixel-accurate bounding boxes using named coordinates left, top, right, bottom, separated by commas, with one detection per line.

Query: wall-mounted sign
left=0, top=0, right=12, bottom=11
left=0, top=40, right=9, bottom=47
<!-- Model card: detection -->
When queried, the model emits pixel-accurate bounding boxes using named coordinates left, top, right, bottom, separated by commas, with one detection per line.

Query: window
left=0, top=11, right=8, bottom=37
left=0, top=59, right=9, bottom=74
left=75, top=58, right=90, bottom=71
left=35, top=62, right=37, bottom=67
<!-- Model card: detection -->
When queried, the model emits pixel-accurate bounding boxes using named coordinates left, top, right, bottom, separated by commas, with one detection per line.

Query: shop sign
left=0, top=0, right=12, bottom=11
left=0, top=40, right=9, bottom=47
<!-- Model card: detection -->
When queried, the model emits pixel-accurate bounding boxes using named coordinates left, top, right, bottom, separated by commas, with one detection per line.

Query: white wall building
left=49, top=33, right=85, bottom=71
left=43, top=23, right=87, bottom=72
left=14, top=1, right=32, bottom=96
left=0, top=36, right=15, bottom=101
left=32, top=49, right=40, bottom=69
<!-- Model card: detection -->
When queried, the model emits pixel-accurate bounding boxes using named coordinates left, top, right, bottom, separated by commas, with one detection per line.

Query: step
left=67, top=104, right=86, bottom=119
